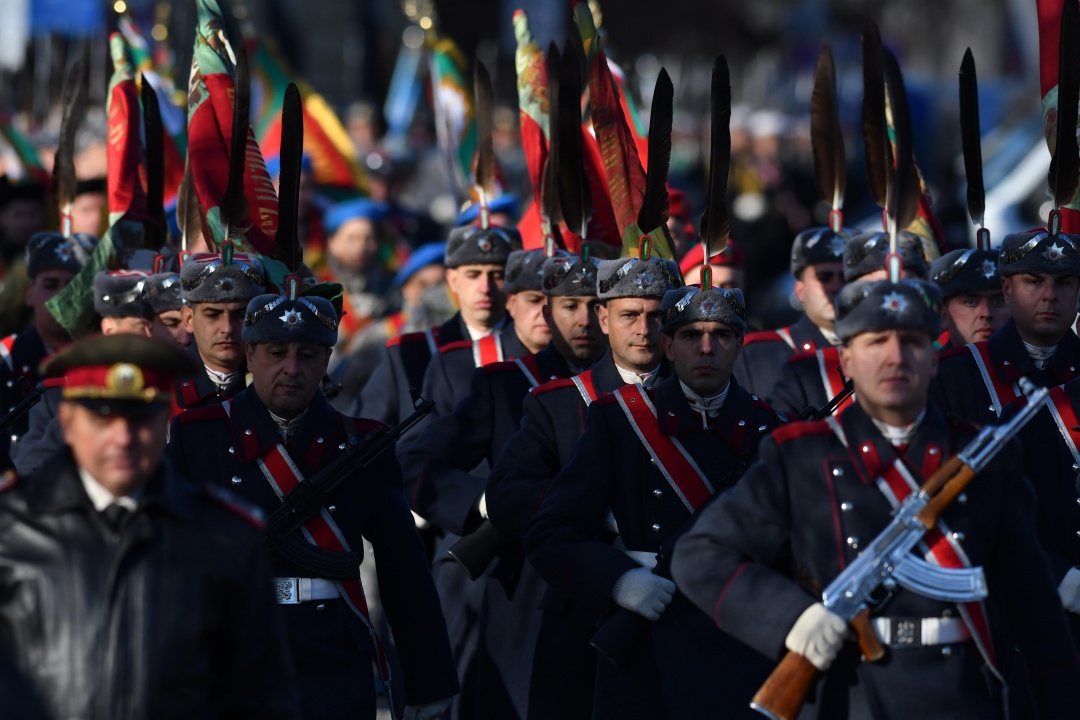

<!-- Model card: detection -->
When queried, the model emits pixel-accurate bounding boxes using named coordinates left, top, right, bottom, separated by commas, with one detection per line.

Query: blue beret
left=456, top=194, right=519, bottom=226
left=394, top=242, right=446, bottom=288
left=323, top=198, right=390, bottom=234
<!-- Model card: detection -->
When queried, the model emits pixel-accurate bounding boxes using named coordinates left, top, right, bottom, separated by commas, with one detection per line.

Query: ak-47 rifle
left=749, top=378, right=1048, bottom=720
left=0, top=378, right=44, bottom=433
left=794, top=377, right=854, bottom=422
left=264, top=390, right=434, bottom=577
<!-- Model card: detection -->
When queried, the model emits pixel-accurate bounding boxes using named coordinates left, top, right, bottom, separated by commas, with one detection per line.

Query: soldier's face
left=100, top=316, right=152, bottom=337
left=661, top=320, right=741, bottom=397
left=445, top=264, right=506, bottom=329
left=943, top=290, right=1008, bottom=345
left=840, top=329, right=937, bottom=425
left=599, top=297, right=664, bottom=373
left=58, top=402, right=170, bottom=497
left=544, top=295, right=606, bottom=367
left=1001, top=273, right=1079, bottom=345
left=26, top=269, right=75, bottom=345
left=182, top=302, right=248, bottom=373
left=328, top=217, right=380, bottom=273
left=506, top=290, right=551, bottom=354
left=152, top=309, right=193, bottom=349
left=795, top=262, right=844, bottom=329
left=246, top=341, right=331, bottom=419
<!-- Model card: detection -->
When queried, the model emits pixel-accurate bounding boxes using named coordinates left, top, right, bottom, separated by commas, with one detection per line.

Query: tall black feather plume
left=637, top=68, right=673, bottom=235
left=861, top=20, right=888, bottom=211
left=699, top=55, right=731, bottom=275
left=558, top=38, right=589, bottom=239
left=473, top=60, right=496, bottom=221
left=55, top=48, right=88, bottom=237
left=276, top=83, right=304, bottom=272
left=811, top=43, right=846, bottom=225
left=222, top=42, right=251, bottom=240
left=1049, top=0, right=1080, bottom=215
left=958, top=49, right=985, bottom=236
left=540, top=42, right=563, bottom=235
left=177, top=158, right=202, bottom=252
left=141, top=78, right=166, bottom=250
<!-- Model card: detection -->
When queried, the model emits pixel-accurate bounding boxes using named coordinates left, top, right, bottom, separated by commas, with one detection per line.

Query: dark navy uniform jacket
left=767, top=349, right=837, bottom=418
left=524, top=375, right=783, bottom=719
left=168, top=387, right=459, bottom=720
left=1012, top=378, right=1080, bottom=645
left=931, top=318, right=1080, bottom=425
left=671, top=401, right=1080, bottom=720
left=11, top=384, right=63, bottom=477
left=733, top=314, right=830, bottom=400
left=0, top=325, right=48, bottom=440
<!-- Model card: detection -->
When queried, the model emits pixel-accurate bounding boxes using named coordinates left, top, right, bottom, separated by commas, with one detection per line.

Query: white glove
left=785, top=603, right=849, bottom=671
left=478, top=493, right=489, bottom=520
left=611, top=567, right=676, bottom=621
left=403, top=697, right=454, bottom=720
left=1058, top=567, right=1080, bottom=614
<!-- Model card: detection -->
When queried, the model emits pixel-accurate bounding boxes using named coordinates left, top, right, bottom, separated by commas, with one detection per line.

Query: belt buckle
left=892, top=618, right=921, bottom=647
left=273, top=577, right=300, bottom=605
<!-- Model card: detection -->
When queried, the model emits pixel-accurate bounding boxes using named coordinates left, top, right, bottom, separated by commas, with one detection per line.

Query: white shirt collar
left=78, top=468, right=140, bottom=512
left=205, top=365, right=240, bottom=389
left=615, top=362, right=662, bottom=387
left=679, top=379, right=730, bottom=427
left=870, top=408, right=926, bottom=447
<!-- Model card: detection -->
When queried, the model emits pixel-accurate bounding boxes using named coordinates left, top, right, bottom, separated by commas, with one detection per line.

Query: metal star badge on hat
left=1044, top=242, right=1066, bottom=264
left=830, top=236, right=845, bottom=256
left=981, top=259, right=996, bottom=279
left=279, top=308, right=303, bottom=327
left=881, top=292, right=909, bottom=313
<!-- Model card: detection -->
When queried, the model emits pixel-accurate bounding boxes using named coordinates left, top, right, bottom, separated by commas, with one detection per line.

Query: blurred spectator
left=679, top=239, right=745, bottom=290
left=70, top=177, right=106, bottom=236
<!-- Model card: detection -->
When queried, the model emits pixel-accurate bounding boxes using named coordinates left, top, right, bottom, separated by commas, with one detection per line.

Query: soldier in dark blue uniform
left=0, top=333, right=300, bottom=719
left=174, top=244, right=266, bottom=411
left=355, top=222, right=520, bottom=431
left=168, top=278, right=459, bottom=720
left=523, top=282, right=784, bottom=719
left=767, top=230, right=928, bottom=417
left=672, top=276, right=1080, bottom=718
left=931, top=222, right=1080, bottom=425
left=484, top=253, right=683, bottom=719
left=929, top=246, right=1008, bottom=350
left=14, top=269, right=157, bottom=476
left=733, top=225, right=847, bottom=399
left=401, top=249, right=604, bottom=720
left=145, top=267, right=192, bottom=350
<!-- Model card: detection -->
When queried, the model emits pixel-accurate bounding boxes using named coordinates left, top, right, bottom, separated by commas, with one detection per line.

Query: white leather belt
left=871, top=616, right=970, bottom=647
left=625, top=550, right=658, bottom=569
left=272, top=577, right=340, bottom=604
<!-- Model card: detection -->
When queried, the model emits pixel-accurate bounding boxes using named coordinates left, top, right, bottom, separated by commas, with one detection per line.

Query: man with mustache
left=672, top=277, right=1079, bottom=718
left=929, top=245, right=1008, bottom=349
left=767, top=230, right=929, bottom=418
left=175, top=244, right=267, bottom=411
left=523, top=282, right=783, bottom=718
left=169, top=279, right=459, bottom=720
left=931, top=224, right=1080, bottom=424
left=483, top=253, right=683, bottom=718
left=401, top=249, right=604, bottom=720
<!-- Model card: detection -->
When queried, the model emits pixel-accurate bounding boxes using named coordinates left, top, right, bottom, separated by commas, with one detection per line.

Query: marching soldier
left=175, top=244, right=266, bottom=410
left=356, top=221, right=519, bottom=429
left=145, top=268, right=192, bottom=350
left=523, top=282, right=783, bottom=718
left=931, top=222, right=1080, bottom=425
left=484, top=251, right=683, bottom=718
left=0, top=333, right=300, bottom=719
left=168, top=278, right=459, bottom=720
left=766, top=230, right=928, bottom=417
left=929, top=246, right=1008, bottom=349
left=732, top=225, right=847, bottom=399
left=671, top=277, right=1080, bottom=718
left=401, top=248, right=605, bottom=719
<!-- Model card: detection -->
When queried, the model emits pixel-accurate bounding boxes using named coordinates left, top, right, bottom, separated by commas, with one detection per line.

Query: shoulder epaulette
left=771, top=419, right=833, bottom=444
left=484, top=359, right=522, bottom=375
left=177, top=403, right=230, bottom=425
left=0, top=470, right=17, bottom=494
left=938, top=344, right=975, bottom=361
left=387, top=331, right=429, bottom=348
left=787, top=349, right=817, bottom=364
left=348, top=417, right=391, bottom=434
left=750, top=394, right=782, bottom=417
left=532, top=377, right=577, bottom=395
left=203, top=484, right=266, bottom=530
left=742, top=330, right=785, bottom=346
left=438, top=339, right=474, bottom=354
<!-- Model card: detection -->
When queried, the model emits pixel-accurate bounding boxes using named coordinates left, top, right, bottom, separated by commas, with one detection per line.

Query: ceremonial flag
left=249, top=38, right=368, bottom=192
left=429, top=37, right=477, bottom=205
left=106, top=33, right=146, bottom=223
left=187, top=0, right=278, bottom=254
left=0, top=110, right=47, bottom=183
